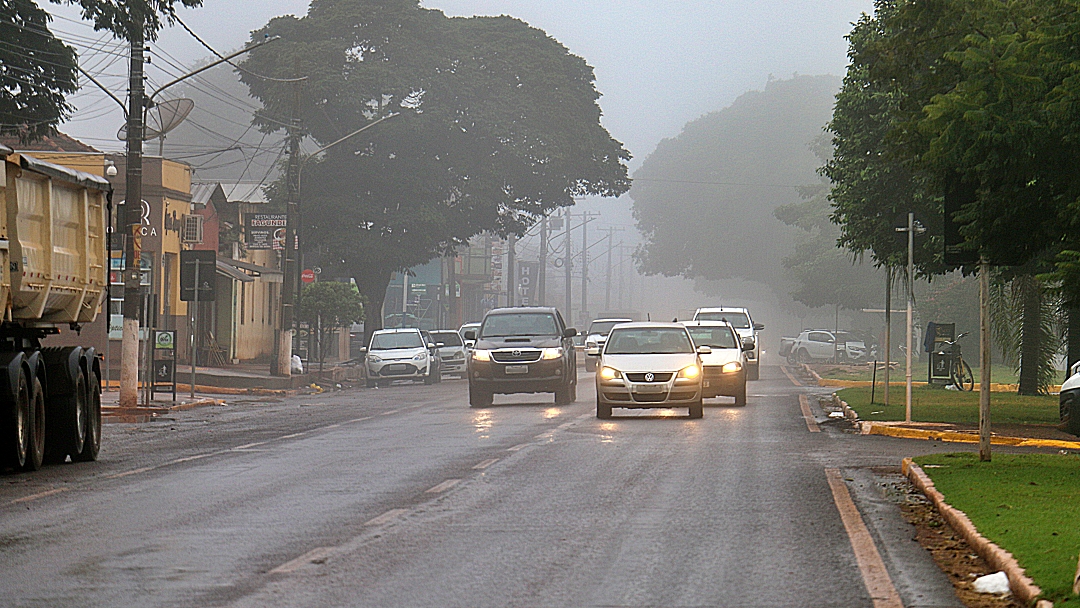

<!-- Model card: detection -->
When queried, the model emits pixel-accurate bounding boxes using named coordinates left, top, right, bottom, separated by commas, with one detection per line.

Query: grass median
left=836, top=385, right=1059, bottom=425
left=815, top=362, right=1020, bottom=384
left=913, top=453, right=1080, bottom=604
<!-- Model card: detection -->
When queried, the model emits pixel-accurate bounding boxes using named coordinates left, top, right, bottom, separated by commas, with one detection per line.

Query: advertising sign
left=517, top=261, right=538, bottom=306
left=246, top=213, right=287, bottom=250
left=151, top=330, right=177, bottom=402
left=180, top=250, right=216, bottom=301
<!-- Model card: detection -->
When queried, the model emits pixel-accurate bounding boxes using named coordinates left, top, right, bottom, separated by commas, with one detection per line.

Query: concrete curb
left=102, top=397, right=224, bottom=416
left=902, top=458, right=1050, bottom=608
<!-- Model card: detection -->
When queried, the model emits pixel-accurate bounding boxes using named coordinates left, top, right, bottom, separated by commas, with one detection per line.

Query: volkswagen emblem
left=645, top=372, right=655, bottom=382
left=512, top=349, right=522, bottom=357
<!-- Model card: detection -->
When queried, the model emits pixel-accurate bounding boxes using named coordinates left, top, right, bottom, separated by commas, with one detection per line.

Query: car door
left=808, top=332, right=832, bottom=360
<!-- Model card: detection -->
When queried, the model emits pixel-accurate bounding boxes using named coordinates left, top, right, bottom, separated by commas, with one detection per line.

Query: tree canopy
left=48, top=0, right=203, bottom=40
left=239, top=0, right=630, bottom=330
left=629, top=75, right=840, bottom=293
left=1, top=0, right=78, bottom=140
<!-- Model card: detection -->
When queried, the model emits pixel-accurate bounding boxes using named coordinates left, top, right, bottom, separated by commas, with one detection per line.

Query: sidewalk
left=101, top=389, right=225, bottom=423
left=104, top=362, right=311, bottom=394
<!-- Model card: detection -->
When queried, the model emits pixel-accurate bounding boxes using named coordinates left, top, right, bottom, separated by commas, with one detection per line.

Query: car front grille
left=491, top=349, right=542, bottom=363
left=625, top=372, right=673, bottom=383
left=381, top=363, right=419, bottom=376
left=631, top=393, right=670, bottom=403
left=703, top=366, right=726, bottom=378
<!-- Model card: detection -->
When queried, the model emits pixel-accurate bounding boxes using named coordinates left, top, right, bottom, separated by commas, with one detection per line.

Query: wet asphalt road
left=0, top=365, right=992, bottom=607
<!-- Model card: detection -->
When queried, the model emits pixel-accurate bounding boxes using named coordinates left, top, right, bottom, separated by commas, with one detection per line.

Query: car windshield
left=588, top=320, right=628, bottom=336
left=431, top=332, right=463, bottom=347
left=605, top=328, right=694, bottom=354
left=695, top=312, right=751, bottom=328
left=481, top=313, right=558, bottom=338
left=370, top=332, right=424, bottom=350
left=687, top=327, right=738, bottom=349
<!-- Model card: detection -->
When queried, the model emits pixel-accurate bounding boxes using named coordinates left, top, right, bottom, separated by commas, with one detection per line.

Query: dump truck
left=0, top=144, right=107, bottom=471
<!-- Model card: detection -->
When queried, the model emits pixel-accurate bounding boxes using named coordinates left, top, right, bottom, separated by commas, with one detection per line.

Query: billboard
left=246, top=213, right=287, bottom=250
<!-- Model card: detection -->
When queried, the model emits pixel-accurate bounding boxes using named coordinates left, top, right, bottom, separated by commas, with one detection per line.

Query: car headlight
left=721, top=361, right=742, bottom=373
left=678, top=365, right=701, bottom=380
left=472, top=349, right=492, bottom=362
left=599, top=366, right=622, bottom=380
left=541, top=347, right=564, bottom=360
left=367, top=355, right=382, bottom=363
left=413, top=352, right=427, bottom=361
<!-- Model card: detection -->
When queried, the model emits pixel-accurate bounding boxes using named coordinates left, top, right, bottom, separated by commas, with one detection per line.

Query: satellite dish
left=116, top=98, right=195, bottom=141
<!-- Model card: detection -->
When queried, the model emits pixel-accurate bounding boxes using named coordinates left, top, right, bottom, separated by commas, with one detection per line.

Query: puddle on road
left=472, top=410, right=493, bottom=439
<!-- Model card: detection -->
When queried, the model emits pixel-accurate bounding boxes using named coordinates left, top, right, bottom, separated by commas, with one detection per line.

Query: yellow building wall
left=232, top=248, right=279, bottom=361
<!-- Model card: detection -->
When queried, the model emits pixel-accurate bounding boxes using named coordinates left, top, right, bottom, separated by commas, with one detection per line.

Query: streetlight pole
left=896, top=212, right=925, bottom=423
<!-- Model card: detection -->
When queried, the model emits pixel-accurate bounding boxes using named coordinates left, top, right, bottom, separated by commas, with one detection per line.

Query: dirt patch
left=898, top=485, right=1023, bottom=608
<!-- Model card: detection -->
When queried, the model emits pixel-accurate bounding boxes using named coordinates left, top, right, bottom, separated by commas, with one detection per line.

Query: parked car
left=789, top=329, right=866, bottom=363
left=589, top=322, right=707, bottom=419
left=464, top=307, right=578, bottom=407
left=583, top=318, right=634, bottom=371
left=779, top=336, right=796, bottom=360
left=429, top=330, right=467, bottom=378
left=1060, top=361, right=1080, bottom=436
left=693, top=307, right=763, bottom=380
left=682, top=320, right=750, bottom=405
left=366, top=328, right=440, bottom=387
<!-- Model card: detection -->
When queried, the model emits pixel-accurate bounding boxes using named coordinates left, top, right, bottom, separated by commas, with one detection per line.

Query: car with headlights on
left=693, top=307, right=764, bottom=380
left=365, top=328, right=439, bottom=387
left=464, top=307, right=578, bottom=407
left=583, top=317, right=633, bottom=371
left=429, top=330, right=467, bottom=378
left=681, top=320, right=750, bottom=406
left=588, top=322, right=708, bottom=419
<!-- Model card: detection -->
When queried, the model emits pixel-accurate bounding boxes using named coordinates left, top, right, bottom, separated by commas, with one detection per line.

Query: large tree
left=49, top=0, right=203, bottom=40
left=240, top=0, right=630, bottom=337
left=629, top=74, right=840, bottom=292
left=0, top=0, right=78, bottom=140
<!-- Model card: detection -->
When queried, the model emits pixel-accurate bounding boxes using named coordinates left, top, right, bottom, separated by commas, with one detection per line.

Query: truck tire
left=23, top=375, right=45, bottom=471
left=43, top=348, right=86, bottom=464
left=73, top=369, right=101, bottom=462
left=2, top=365, right=32, bottom=470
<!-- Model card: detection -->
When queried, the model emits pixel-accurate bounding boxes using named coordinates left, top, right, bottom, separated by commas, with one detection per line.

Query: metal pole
left=190, top=259, right=199, bottom=399
left=564, top=212, right=572, bottom=319
left=884, top=268, right=891, bottom=408
left=581, top=215, right=588, bottom=323
left=120, top=13, right=145, bottom=409
left=507, top=234, right=516, bottom=307
left=274, top=79, right=302, bottom=377
left=979, top=258, right=992, bottom=461
left=538, top=216, right=547, bottom=306
left=605, top=228, right=613, bottom=312
left=906, top=212, right=914, bottom=423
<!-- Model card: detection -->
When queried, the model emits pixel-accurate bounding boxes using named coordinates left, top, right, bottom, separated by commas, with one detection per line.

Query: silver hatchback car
left=366, top=328, right=438, bottom=387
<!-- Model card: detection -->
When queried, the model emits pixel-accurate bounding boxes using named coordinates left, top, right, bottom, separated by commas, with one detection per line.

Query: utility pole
left=602, top=227, right=625, bottom=312
left=538, top=216, right=548, bottom=306
left=979, top=258, right=992, bottom=461
left=884, top=268, right=891, bottom=408
left=120, top=11, right=146, bottom=409
left=564, top=211, right=573, bottom=320
left=617, top=243, right=626, bottom=311
left=273, top=80, right=302, bottom=376
left=896, top=213, right=925, bottom=423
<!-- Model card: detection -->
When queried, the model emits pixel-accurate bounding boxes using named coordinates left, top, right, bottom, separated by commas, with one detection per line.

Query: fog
left=45, top=0, right=876, bottom=345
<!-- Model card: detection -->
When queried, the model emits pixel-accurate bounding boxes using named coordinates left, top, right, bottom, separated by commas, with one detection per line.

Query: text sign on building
left=518, top=261, right=538, bottom=306
left=246, top=214, right=287, bottom=250
left=180, top=250, right=216, bottom=301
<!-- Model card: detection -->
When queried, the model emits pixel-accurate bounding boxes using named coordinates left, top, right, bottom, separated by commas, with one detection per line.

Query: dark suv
left=464, top=307, right=578, bottom=407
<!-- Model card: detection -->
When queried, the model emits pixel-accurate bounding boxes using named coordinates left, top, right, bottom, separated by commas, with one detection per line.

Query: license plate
left=703, top=381, right=710, bottom=388
left=505, top=365, right=529, bottom=375
left=634, top=384, right=664, bottom=394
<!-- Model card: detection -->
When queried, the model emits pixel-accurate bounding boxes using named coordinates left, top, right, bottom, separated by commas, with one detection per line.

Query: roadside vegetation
left=913, top=453, right=1080, bottom=605
left=817, top=363, right=1022, bottom=385
left=837, top=386, right=1058, bottom=426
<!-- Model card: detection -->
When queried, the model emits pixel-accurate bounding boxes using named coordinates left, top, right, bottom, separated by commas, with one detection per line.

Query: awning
left=216, top=260, right=254, bottom=283
left=218, top=257, right=283, bottom=282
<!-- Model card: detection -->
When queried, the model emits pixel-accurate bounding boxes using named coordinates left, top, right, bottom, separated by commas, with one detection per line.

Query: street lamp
left=896, top=212, right=926, bottom=423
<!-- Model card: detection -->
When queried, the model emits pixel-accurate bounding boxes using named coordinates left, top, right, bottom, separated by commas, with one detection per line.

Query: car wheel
left=469, top=384, right=493, bottom=408
left=73, top=369, right=101, bottom=463
left=366, top=379, right=377, bottom=389
left=746, top=363, right=759, bottom=381
left=688, top=399, right=704, bottom=419
left=424, top=370, right=435, bottom=385
left=22, top=375, right=45, bottom=471
left=797, top=349, right=811, bottom=364
left=596, top=392, right=612, bottom=419
left=734, top=382, right=747, bottom=407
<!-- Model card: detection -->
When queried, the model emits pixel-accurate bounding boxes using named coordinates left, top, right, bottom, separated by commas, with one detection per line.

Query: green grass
left=837, top=385, right=1060, bottom=425
left=817, top=362, right=1023, bottom=384
left=913, top=453, right=1080, bottom=604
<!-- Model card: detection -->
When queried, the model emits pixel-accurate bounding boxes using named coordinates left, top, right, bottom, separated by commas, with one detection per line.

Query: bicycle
left=936, top=332, right=974, bottom=391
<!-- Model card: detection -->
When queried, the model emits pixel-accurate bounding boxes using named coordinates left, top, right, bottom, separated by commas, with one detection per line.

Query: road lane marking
left=473, top=459, right=499, bottom=469
left=799, top=394, right=821, bottom=433
left=171, top=453, right=213, bottom=464
left=279, top=432, right=306, bottom=439
left=507, top=443, right=529, bottom=451
left=323, top=424, right=341, bottom=429
left=270, top=547, right=338, bottom=574
left=364, top=508, right=409, bottom=526
left=233, top=442, right=266, bottom=450
left=380, top=410, right=398, bottom=416
left=782, top=365, right=803, bottom=386
left=425, top=479, right=461, bottom=493
left=347, top=417, right=371, bottom=423
left=825, top=468, right=903, bottom=608
left=8, top=487, right=68, bottom=505
left=104, top=466, right=157, bottom=480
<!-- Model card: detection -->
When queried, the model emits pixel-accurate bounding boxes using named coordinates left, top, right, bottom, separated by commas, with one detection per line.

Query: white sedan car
left=587, top=322, right=709, bottom=419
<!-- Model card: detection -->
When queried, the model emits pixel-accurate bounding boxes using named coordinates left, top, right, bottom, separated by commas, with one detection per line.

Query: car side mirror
left=427, top=342, right=437, bottom=349
left=696, top=345, right=712, bottom=355
left=563, top=327, right=578, bottom=339
left=464, top=330, right=477, bottom=341
left=753, top=323, right=765, bottom=331
left=741, top=339, right=755, bottom=351
left=585, top=346, right=600, bottom=356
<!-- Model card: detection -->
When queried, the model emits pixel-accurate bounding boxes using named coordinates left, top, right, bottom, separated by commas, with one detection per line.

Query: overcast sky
left=46, top=0, right=872, bottom=166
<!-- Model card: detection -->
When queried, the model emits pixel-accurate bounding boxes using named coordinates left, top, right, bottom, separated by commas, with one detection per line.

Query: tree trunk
left=1068, top=305, right=1080, bottom=379
left=1017, top=274, right=1041, bottom=395
left=356, top=270, right=393, bottom=349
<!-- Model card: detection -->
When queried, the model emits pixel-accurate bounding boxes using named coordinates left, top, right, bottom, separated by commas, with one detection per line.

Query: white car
left=588, top=322, right=708, bottom=419
left=583, top=317, right=633, bottom=372
left=429, top=330, right=467, bottom=377
left=1060, top=361, right=1080, bottom=436
left=789, top=329, right=866, bottom=363
left=681, top=320, right=750, bottom=405
left=366, top=328, right=438, bottom=387
left=693, top=307, right=763, bottom=380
